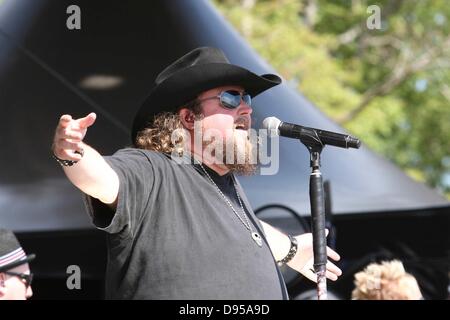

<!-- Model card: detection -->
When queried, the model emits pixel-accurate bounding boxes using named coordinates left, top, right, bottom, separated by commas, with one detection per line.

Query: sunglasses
left=198, top=90, right=252, bottom=109
left=5, top=271, right=33, bottom=289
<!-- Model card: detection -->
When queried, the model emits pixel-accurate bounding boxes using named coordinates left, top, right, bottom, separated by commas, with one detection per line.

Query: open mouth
left=234, top=124, right=248, bottom=131
left=234, top=118, right=250, bottom=131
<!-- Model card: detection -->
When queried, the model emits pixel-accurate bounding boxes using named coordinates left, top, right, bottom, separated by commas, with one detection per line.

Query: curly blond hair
left=351, top=260, right=422, bottom=300
left=135, top=101, right=202, bottom=154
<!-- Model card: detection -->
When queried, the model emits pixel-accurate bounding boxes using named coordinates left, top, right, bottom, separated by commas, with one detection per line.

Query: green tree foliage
left=214, top=0, right=450, bottom=198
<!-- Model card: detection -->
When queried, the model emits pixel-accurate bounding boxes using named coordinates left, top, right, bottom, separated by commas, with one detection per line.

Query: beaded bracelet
left=277, top=235, right=298, bottom=266
left=52, top=149, right=84, bottom=167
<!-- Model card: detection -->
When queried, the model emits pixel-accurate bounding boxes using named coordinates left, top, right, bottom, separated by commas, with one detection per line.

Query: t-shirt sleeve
left=83, top=148, right=155, bottom=236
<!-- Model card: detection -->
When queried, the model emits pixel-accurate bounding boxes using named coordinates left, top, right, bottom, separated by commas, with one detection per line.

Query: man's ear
left=179, top=108, right=196, bottom=130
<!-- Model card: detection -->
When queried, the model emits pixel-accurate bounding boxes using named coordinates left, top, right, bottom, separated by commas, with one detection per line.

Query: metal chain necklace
left=198, top=163, right=263, bottom=247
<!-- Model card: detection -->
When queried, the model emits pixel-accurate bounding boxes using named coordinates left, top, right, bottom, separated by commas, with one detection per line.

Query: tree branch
left=337, top=36, right=450, bottom=124
left=441, top=84, right=450, bottom=102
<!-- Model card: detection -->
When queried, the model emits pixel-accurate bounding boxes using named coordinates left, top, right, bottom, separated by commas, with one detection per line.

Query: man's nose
left=238, top=101, right=253, bottom=115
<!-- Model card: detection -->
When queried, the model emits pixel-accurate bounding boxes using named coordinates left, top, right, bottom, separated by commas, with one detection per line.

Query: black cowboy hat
left=0, top=229, right=35, bottom=273
left=131, top=47, right=282, bottom=143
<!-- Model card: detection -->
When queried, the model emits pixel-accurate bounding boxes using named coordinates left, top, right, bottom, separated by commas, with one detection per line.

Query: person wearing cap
left=0, top=229, right=35, bottom=300
left=51, top=47, right=341, bottom=299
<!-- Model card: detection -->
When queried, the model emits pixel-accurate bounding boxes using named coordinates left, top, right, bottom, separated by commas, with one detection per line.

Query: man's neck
left=189, top=149, right=230, bottom=176
left=205, top=162, right=230, bottom=176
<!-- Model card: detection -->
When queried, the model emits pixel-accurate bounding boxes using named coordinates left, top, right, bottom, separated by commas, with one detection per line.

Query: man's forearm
left=62, top=143, right=119, bottom=205
left=260, top=220, right=291, bottom=261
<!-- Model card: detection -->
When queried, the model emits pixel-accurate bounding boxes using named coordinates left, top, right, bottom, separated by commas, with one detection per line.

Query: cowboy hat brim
left=132, top=62, right=281, bottom=142
left=0, top=253, right=35, bottom=273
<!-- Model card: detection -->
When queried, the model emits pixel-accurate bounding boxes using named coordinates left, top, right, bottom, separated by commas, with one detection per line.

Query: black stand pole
left=300, top=135, right=328, bottom=300
left=309, top=148, right=327, bottom=300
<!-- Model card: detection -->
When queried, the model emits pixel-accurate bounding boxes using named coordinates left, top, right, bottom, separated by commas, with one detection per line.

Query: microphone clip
left=298, top=131, right=324, bottom=169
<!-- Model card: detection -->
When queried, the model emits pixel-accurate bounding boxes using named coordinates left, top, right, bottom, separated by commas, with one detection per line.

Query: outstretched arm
left=260, top=220, right=342, bottom=282
left=52, top=113, right=119, bottom=208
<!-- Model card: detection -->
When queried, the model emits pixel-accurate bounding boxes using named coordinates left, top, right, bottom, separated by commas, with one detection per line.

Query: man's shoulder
left=111, top=148, right=179, bottom=167
left=112, top=147, right=166, bottom=159
left=110, top=148, right=200, bottom=178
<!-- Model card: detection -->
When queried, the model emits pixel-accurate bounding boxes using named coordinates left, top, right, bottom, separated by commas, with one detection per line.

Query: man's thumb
left=79, top=112, right=97, bottom=128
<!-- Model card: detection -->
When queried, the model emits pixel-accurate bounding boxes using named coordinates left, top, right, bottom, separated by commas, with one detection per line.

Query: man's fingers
left=326, top=246, right=340, bottom=261
left=57, top=139, right=83, bottom=152
left=304, top=267, right=340, bottom=282
left=326, top=270, right=338, bottom=281
left=54, top=113, right=90, bottom=161
left=55, top=126, right=84, bottom=142
left=59, top=115, right=73, bottom=128
left=61, top=130, right=83, bottom=141
left=77, top=112, right=97, bottom=129
left=326, top=261, right=342, bottom=276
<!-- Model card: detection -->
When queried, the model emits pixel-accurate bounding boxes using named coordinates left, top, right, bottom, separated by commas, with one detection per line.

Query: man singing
left=52, top=47, right=341, bottom=299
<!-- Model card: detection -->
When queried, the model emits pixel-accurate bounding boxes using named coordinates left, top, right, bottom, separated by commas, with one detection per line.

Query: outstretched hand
left=287, top=230, right=342, bottom=283
left=52, top=112, right=96, bottom=161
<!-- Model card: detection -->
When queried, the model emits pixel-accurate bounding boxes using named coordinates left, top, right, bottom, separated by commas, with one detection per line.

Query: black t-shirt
left=84, top=148, right=288, bottom=299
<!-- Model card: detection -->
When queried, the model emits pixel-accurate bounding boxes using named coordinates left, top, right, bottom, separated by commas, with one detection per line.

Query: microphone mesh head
left=263, top=117, right=281, bottom=136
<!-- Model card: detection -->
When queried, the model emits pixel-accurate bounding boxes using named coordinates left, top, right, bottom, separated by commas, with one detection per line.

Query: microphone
left=262, top=117, right=361, bottom=149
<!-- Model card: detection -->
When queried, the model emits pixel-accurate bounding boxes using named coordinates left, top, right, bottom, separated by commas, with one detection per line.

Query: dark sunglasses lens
left=220, top=91, right=241, bottom=109
left=242, top=94, right=251, bottom=106
left=220, top=91, right=251, bottom=109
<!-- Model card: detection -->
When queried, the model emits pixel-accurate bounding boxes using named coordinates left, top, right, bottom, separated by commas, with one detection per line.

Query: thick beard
left=199, top=123, right=258, bottom=176
left=222, top=130, right=258, bottom=176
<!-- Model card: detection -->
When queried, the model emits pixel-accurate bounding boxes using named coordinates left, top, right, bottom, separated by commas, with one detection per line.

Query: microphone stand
left=299, top=134, right=328, bottom=300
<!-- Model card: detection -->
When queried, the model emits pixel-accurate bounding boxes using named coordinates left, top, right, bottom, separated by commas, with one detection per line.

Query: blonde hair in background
left=352, top=260, right=422, bottom=300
